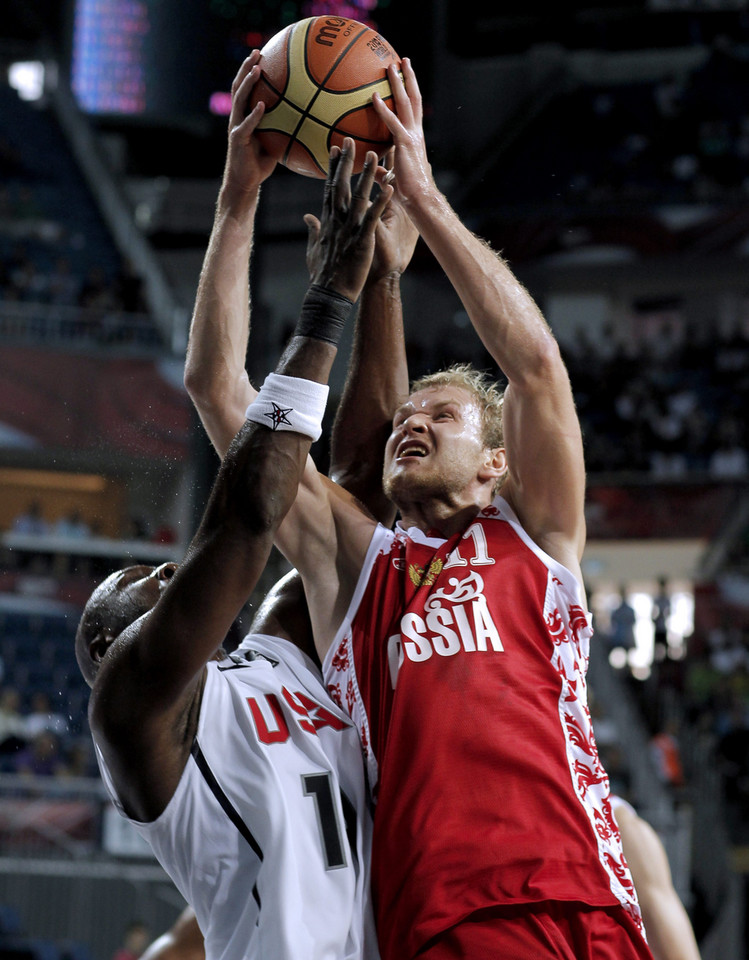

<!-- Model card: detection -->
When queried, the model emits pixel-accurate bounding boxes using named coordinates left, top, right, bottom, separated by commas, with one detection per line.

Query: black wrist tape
left=294, top=283, right=354, bottom=345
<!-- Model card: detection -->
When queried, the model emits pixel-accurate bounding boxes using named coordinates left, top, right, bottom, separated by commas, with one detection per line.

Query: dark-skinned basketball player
left=75, top=123, right=396, bottom=960
left=122, top=48, right=419, bottom=960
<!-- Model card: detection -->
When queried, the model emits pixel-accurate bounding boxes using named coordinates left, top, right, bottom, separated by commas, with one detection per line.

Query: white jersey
left=96, top=634, right=378, bottom=960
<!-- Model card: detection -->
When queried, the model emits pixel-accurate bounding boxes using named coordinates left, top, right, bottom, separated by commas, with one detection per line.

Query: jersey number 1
left=302, top=773, right=353, bottom=870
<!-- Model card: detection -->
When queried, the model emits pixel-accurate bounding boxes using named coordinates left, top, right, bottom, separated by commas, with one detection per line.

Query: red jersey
left=323, top=496, right=643, bottom=960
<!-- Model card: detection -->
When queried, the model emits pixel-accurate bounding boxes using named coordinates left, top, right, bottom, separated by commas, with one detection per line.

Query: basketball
left=248, top=16, right=401, bottom=178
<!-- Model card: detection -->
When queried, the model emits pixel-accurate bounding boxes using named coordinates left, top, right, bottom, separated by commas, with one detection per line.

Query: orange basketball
left=248, top=16, right=400, bottom=178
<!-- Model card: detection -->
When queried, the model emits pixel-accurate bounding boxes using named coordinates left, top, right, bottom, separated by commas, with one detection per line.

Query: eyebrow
left=393, top=403, right=415, bottom=421
left=395, top=397, right=462, bottom=419
left=114, top=566, right=150, bottom=589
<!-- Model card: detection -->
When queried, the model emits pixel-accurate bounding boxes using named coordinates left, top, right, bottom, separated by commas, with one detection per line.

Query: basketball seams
left=322, top=78, right=395, bottom=97
left=310, top=83, right=392, bottom=123
left=289, top=141, right=327, bottom=178
left=257, top=77, right=284, bottom=103
left=252, top=15, right=398, bottom=177
left=282, top=20, right=323, bottom=168
left=292, top=22, right=374, bottom=147
left=316, top=26, right=372, bottom=89
left=276, top=22, right=291, bottom=98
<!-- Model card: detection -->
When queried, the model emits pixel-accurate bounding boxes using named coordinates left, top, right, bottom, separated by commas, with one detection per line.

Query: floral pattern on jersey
left=330, top=641, right=350, bottom=673
left=564, top=710, right=599, bottom=759
left=326, top=613, right=378, bottom=790
left=604, top=850, right=638, bottom=905
left=328, top=681, right=343, bottom=710
left=596, top=794, right=622, bottom=845
left=545, top=593, right=644, bottom=932
left=345, top=677, right=358, bottom=715
left=426, top=570, right=484, bottom=607
left=573, top=756, right=609, bottom=795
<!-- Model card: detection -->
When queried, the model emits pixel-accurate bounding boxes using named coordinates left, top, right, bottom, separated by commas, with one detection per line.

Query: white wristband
left=245, top=373, right=329, bottom=442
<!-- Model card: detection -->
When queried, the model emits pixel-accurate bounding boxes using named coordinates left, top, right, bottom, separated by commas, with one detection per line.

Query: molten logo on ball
left=249, top=17, right=401, bottom=178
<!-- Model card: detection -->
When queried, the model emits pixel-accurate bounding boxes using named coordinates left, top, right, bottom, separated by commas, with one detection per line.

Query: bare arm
left=92, top=282, right=342, bottom=822
left=616, top=804, right=702, bottom=960
left=373, top=62, right=586, bottom=574
left=184, top=52, right=276, bottom=458
left=330, top=151, right=418, bottom=524
left=93, top=146, right=392, bottom=822
left=274, top=144, right=394, bottom=660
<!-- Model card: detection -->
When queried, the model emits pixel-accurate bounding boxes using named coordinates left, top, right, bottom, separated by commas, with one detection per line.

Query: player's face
left=383, top=386, right=490, bottom=504
left=99, top=562, right=178, bottom=629
left=77, top=562, right=180, bottom=685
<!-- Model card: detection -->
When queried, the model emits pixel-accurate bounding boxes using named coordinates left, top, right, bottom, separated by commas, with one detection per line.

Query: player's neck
left=398, top=496, right=490, bottom=539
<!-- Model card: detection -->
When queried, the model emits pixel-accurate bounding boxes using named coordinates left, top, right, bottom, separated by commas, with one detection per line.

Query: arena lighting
left=597, top=584, right=695, bottom=673
left=0, top=468, right=108, bottom=493
left=209, top=91, right=232, bottom=116
left=70, top=0, right=148, bottom=114
left=8, top=61, right=45, bottom=101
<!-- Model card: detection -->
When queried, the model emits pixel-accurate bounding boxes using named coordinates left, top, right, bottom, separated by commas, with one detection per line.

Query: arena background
left=0, top=0, right=748, bottom=958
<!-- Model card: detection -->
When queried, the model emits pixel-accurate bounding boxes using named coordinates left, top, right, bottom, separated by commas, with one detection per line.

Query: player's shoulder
left=326, top=472, right=380, bottom=529
left=211, top=634, right=314, bottom=683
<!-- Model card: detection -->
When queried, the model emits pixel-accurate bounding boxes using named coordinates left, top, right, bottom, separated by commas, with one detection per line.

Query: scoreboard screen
left=69, top=0, right=396, bottom=123
left=70, top=0, right=218, bottom=120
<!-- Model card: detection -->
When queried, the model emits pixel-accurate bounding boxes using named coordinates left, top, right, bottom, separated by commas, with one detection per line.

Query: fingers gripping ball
left=249, top=16, right=400, bottom=178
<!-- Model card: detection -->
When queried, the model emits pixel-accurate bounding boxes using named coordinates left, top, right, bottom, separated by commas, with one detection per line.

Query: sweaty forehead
left=398, top=385, right=478, bottom=417
left=97, top=565, right=151, bottom=595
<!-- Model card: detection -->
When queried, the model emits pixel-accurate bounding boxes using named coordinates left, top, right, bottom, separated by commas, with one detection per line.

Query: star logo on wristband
left=265, top=402, right=294, bottom=431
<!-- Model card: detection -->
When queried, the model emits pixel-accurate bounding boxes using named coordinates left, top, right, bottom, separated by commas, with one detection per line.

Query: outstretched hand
left=368, top=147, right=420, bottom=282
left=221, top=51, right=278, bottom=204
left=372, top=59, right=433, bottom=209
left=304, top=138, right=394, bottom=303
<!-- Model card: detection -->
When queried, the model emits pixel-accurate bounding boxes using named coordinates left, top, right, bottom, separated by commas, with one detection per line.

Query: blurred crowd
left=563, top=313, right=749, bottom=477
left=595, top=574, right=749, bottom=848
left=684, top=613, right=749, bottom=844
left=0, top=178, right=154, bottom=346
left=0, top=686, right=95, bottom=779
left=7, top=500, right=177, bottom=548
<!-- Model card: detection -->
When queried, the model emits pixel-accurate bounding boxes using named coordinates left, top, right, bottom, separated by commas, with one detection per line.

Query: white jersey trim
left=323, top=523, right=393, bottom=791
left=485, top=496, right=589, bottom=613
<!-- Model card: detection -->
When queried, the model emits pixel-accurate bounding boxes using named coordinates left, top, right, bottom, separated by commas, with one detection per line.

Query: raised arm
left=184, top=51, right=276, bottom=458
left=373, top=62, right=586, bottom=575
left=329, top=150, right=418, bottom=524
left=274, top=144, right=394, bottom=660
left=89, top=201, right=353, bottom=819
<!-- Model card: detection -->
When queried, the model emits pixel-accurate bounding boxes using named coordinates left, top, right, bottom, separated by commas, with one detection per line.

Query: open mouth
left=397, top=443, right=428, bottom=460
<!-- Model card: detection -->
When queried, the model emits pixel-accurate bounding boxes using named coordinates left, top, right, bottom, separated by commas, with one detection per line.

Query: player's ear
left=90, top=630, right=115, bottom=664
left=479, top=447, right=507, bottom=483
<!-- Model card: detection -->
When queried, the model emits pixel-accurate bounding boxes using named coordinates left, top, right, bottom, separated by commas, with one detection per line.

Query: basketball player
left=75, top=135, right=393, bottom=960
left=188, top=56, right=653, bottom=960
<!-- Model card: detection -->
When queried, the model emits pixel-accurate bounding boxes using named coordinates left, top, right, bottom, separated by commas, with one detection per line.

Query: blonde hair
left=410, top=363, right=505, bottom=450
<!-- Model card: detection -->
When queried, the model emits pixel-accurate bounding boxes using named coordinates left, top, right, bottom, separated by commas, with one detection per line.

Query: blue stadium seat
left=0, top=904, right=22, bottom=936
